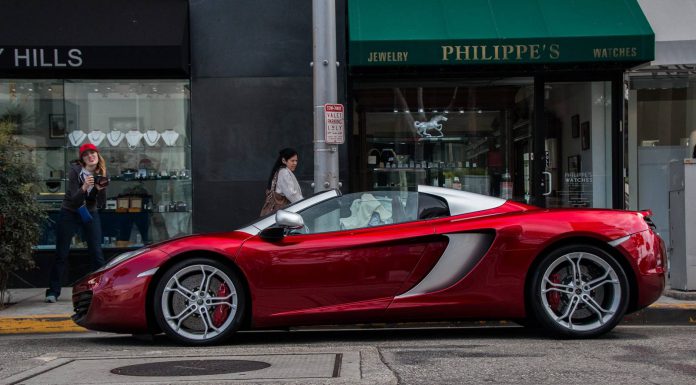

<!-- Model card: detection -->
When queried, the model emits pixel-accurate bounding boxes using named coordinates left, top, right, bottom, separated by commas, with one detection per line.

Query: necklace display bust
left=125, top=130, right=143, bottom=149
left=107, top=130, right=125, bottom=146
left=143, top=129, right=161, bottom=146
left=68, top=130, right=87, bottom=147
left=161, top=129, right=180, bottom=146
left=87, top=130, right=106, bottom=146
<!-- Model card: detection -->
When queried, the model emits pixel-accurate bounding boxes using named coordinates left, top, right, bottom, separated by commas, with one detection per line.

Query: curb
left=1, top=304, right=695, bottom=335
left=621, top=303, right=696, bottom=325
left=663, top=289, right=696, bottom=301
left=0, top=315, right=86, bottom=334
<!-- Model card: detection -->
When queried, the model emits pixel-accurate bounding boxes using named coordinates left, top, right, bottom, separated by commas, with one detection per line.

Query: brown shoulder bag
left=259, top=171, right=291, bottom=217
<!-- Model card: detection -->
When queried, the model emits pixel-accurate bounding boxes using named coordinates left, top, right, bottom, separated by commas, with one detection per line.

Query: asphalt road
left=1, top=325, right=694, bottom=384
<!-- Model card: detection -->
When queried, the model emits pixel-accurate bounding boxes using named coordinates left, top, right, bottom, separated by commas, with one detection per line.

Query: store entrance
left=533, top=80, right=614, bottom=209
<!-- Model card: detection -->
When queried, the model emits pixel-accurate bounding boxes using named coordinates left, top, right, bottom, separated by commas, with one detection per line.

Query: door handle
left=542, top=171, right=552, bottom=196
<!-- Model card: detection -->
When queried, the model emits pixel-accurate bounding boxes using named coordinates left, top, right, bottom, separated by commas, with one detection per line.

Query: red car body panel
left=236, top=220, right=447, bottom=328
left=386, top=208, right=664, bottom=321
left=73, top=232, right=252, bottom=333
left=72, top=198, right=665, bottom=334
left=72, top=250, right=165, bottom=333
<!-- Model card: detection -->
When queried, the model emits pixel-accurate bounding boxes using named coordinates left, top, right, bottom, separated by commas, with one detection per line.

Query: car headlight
left=98, top=248, right=151, bottom=271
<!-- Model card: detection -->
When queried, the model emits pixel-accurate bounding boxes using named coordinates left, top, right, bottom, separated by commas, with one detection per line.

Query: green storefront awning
left=348, top=0, right=654, bottom=66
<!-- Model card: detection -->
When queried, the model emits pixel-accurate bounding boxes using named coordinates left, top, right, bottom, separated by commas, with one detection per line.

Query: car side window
left=296, top=191, right=419, bottom=234
left=418, top=193, right=450, bottom=219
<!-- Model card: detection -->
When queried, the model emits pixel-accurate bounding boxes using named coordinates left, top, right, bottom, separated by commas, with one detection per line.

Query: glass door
left=535, top=80, right=614, bottom=209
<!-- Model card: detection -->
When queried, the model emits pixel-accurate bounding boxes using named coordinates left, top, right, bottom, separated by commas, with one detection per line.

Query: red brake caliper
left=548, top=273, right=561, bottom=310
left=212, top=283, right=230, bottom=327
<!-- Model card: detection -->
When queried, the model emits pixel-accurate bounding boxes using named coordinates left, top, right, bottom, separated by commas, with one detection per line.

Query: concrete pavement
left=1, top=287, right=695, bottom=335
left=0, top=288, right=84, bottom=334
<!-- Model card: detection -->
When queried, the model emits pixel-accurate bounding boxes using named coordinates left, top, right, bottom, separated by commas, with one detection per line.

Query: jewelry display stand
left=161, top=129, right=180, bottom=146
left=87, top=130, right=106, bottom=146
left=68, top=130, right=87, bottom=146
left=125, top=130, right=144, bottom=149
left=143, top=130, right=161, bottom=146
left=107, top=130, right=125, bottom=146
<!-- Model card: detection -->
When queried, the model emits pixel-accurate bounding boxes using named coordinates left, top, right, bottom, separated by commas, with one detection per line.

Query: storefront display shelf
left=66, top=145, right=191, bottom=150
left=99, top=210, right=192, bottom=214
left=109, top=178, right=192, bottom=182
left=373, top=168, right=427, bottom=172
left=367, top=136, right=468, bottom=143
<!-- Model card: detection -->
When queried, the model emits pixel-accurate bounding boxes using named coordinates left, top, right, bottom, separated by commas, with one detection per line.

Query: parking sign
left=324, top=104, right=344, bottom=144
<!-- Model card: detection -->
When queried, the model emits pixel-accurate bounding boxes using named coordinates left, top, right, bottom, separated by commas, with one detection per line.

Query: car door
left=237, top=191, right=445, bottom=327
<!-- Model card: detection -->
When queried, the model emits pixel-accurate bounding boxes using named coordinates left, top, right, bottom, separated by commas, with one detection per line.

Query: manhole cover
left=111, top=359, right=271, bottom=377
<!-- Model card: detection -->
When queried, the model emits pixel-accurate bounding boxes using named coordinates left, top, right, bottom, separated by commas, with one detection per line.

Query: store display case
left=361, top=110, right=502, bottom=194
left=367, top=137, right=491, bottom=193
left=29, top=80, right=193, bottom=250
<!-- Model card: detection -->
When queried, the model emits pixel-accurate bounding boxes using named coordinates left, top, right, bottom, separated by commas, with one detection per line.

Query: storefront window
left=1, top=79, right=65, bottom=247
left=351, top=79, right=534, bottom=202
left=1, top=79, right=192, bottom=250
left=352, top=79, right=614, bottom=209
left=628, top=74, right=696, bottom=243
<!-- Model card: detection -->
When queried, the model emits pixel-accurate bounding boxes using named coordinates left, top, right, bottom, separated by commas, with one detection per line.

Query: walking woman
left=260, top=148, right=303, bottom=216
left=45, top=143, right=108, bottom=303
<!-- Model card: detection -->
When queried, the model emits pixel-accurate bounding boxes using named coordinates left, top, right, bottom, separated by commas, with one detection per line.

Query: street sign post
left=324, top=103, right=344, bottom=144
left=313, top=0, right=339, bottom=193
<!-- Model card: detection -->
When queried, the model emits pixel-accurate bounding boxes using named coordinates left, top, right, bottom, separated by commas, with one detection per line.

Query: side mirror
left=259, top=210, right=305, bottom=242
left=275, top=210, right=304, bottom=229
left=259, top=226, right=285, bottom=242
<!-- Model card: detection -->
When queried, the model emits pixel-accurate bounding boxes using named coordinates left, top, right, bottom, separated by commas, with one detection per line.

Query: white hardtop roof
left=418, top=185, right=507, bottom=216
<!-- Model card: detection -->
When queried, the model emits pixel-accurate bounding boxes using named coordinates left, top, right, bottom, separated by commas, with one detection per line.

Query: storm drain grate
left=111, top=359, right=271, bottom=377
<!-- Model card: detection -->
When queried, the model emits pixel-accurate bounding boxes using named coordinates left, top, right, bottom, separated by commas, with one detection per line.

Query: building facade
left=628, top=0, right=696, bottom=290
left=1, top=0, right=656, bottom=286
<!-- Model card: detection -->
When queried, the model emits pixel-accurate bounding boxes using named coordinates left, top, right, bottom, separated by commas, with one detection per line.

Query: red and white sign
left=324, top=103, right=344, bottom=144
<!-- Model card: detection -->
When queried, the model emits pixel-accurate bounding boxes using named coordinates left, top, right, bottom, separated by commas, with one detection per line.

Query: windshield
left=237, top=189, right=341, bottom=233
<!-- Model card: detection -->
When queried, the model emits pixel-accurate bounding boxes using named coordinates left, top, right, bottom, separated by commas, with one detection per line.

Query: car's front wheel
left=529, top=244, right=629, bottom=338
left=153, top=258, right=245, bottom=345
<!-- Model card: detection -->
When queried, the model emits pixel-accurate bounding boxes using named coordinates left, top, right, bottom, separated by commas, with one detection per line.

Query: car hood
left=156, top=230, right=255, bottom=257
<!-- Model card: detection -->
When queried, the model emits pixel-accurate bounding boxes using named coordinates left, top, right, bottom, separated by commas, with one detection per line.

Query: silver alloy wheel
left=160, top=264, right=238, bottom=341
left=540, top=251, right=621, bottom=331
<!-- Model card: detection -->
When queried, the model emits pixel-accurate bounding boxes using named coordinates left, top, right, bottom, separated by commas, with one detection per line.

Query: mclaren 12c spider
left=73, top=186, right=666, bottom=344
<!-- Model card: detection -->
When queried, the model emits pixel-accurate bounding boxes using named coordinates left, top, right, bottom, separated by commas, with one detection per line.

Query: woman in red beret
left=45, top=143, right=109, bottom=303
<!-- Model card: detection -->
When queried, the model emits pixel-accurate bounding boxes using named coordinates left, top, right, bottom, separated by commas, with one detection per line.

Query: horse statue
left=414, top=115, right=447, bottom=138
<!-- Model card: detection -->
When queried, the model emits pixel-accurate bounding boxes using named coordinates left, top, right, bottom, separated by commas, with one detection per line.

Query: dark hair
left=266, top=148, right=298, bottom=190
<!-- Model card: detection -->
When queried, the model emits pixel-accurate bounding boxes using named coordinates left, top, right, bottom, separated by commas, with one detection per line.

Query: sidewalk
left=0, top=288, right=84, bottom=334
left=1, top=287, right=695, bottom=335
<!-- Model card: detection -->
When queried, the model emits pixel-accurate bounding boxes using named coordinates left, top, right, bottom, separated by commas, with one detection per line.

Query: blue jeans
left=46, top=208, right=105, bottom=299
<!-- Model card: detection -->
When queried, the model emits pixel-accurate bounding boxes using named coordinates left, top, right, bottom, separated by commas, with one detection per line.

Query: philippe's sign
left=365, top=43, right=562, bottom=64
left=441, top=43, right=560, bottom=62
left=0, top=47, right=83, bottom=68
left=360, top=40, right=646, bottom=65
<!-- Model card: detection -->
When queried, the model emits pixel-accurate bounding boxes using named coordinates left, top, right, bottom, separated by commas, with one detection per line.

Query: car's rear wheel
left=153, top=258, right=245, bottom=345
left=529, top=244, right=629, bottom=338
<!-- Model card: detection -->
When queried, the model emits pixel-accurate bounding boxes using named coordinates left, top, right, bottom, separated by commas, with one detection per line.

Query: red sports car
left=73, top=186, right=665, bottom=345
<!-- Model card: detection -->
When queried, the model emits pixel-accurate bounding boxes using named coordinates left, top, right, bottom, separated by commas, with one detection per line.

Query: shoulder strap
left=270, top=170, right=280, bottom=191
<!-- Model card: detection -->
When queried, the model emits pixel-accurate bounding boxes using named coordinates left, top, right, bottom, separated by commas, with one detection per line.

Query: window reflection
left=1, top=79, right=193, bottom=250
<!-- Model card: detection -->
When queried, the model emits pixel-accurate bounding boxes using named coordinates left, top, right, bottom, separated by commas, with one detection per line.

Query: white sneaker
left=45, top=295, right=57, bottom=303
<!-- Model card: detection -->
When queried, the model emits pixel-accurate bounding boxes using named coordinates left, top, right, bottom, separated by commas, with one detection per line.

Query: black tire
left=529, top=244, right=629, bottom=338
left=153, top=257, right=246, bottom=345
